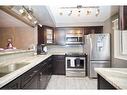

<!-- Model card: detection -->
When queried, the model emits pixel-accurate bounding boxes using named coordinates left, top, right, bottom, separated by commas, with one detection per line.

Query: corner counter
left=0, top=52, right=65, bottom=88
left=95, top=68, right=127, bottom=89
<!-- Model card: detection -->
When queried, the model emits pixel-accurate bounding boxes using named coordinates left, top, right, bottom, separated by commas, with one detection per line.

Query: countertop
left=0, top=52, right=65, bottom=88
left=95, top=68, right=127, bottom=90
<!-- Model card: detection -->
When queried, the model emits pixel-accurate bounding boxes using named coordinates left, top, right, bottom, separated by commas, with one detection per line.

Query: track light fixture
left=59, top=5, right=100, bottom=17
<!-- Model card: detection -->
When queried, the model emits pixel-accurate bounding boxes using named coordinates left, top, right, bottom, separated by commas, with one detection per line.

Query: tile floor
left=46, top=75, right=97, bottom=89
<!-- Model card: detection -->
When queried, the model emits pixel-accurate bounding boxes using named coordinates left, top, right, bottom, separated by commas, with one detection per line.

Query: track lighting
left=19, top=8, right=24, bottom=14
left=27, top=14, right=32, bottom=20
left=68, top=10, right=72, bottom=16
left=59, top=5, right=100, bottom=17
left=95, top=9, right=100, bottom=16
left=78, top=10, right=80, bottom=16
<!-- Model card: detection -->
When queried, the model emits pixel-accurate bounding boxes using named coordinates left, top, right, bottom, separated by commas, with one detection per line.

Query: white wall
left=103, top=16, right=114, bottom=65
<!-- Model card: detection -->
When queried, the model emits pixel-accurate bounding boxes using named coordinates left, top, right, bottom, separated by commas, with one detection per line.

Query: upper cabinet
left=55, top=28, right=66, bottom=45
left=44, top=27, right=54, bottom=44
left=119, top=6, right=127, bottom=30
left=84, top=26, right=103, bottom=35
left=38, top=25, right=54, bottom=45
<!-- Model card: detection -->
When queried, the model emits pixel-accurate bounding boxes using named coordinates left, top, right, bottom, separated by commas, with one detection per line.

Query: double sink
left=0, top=62, right=30, bottom=77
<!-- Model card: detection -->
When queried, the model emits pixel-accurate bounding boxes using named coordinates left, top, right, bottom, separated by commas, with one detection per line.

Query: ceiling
left=0, top=6, right=118, bottom=27
left=31, top=6, right=55, bottom=27
left=32, top=6, right=118, bottom=27
left=47, top=6, right=118, bottom=27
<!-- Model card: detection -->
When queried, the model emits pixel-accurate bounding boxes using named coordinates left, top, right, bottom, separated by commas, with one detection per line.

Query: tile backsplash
left=47, top=45, right=83, bottom=53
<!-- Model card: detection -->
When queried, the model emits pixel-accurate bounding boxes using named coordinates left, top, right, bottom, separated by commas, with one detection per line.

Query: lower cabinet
left=1, top=77, right=20, bottom=89
left=22, top=72, right=39, bottom=89
left=0, top=56, right=53, bottom=89
left=39, top=57, right=53, bottom=89
left=53, top=55, right=65, bottom=75
left=0, top=55, right=65, bottom=89
left=97, top=74, right=116, bottom=89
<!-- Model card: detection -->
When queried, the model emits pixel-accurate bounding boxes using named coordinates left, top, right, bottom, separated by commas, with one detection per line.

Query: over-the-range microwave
left=65, top=36, right=83, bottom=45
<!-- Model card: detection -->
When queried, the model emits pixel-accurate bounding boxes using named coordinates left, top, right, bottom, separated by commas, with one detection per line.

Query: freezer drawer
left=89, top=61, right=110, bottom=78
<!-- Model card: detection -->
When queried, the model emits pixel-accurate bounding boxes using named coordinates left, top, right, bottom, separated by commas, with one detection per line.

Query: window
left=113, top=18, right=127, bottom=59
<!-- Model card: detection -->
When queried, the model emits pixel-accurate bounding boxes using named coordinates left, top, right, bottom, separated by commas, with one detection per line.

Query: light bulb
left=77, top=10, right=80, bottom=16
left=96, top=9, right=100, bottom=16
left=19, top=9, right=24, bottom=14
left=86, top=10, right=91, bottom=15
left=28, top=14, right=32, bottom=20
left=68, top=10, right=72, bottom=16
left=38, top=23, right=42, bottom=27
left=34, top=20, right=37, bottom=24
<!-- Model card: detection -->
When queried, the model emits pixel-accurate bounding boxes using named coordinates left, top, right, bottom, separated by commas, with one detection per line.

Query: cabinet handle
left=39, top=72, right=43, bottom=81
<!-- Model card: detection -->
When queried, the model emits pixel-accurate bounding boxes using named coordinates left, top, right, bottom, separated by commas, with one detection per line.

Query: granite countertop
left=0, top=52, right=65, bottom=88
left=95, top=68, right=127, bottom=90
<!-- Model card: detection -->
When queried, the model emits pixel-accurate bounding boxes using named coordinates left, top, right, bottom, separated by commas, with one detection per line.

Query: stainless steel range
left=65, top=53, right=86, bottom=77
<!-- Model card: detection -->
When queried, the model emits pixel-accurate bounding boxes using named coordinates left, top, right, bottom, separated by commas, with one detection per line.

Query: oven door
left=66, top=57, right=85, bottom=70
left=74, top=58, right=85, bottom=68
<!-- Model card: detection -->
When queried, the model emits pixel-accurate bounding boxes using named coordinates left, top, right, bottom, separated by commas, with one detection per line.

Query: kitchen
left=0, top=4, right=127, bottom=91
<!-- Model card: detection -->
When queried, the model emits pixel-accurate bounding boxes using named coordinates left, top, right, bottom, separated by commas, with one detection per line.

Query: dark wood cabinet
left=20, top=62, right=41, bottom=89
left=84, top=26, right=103, bottom=35
left=1, top=77, right=20, bottom=89
left=97, top=74, right=116, bottom=89
left=0, top=56, right=53, bottom=89
left=22, top=72, right=39, bottom=89
left=0, top=55, right=66, bottom=89
left=38, top=25, right=54, bottom=45
left=38, top=25, right=45, bottom=45
left=53, top=55, right=65, bottom=75
left=119, top=6, right=127, bottom=30
left=39, top=56, right=53, bottom=89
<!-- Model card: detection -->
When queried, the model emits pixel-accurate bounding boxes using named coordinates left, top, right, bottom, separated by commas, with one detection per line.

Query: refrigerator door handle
left=90, top=37, right=93, bottom=54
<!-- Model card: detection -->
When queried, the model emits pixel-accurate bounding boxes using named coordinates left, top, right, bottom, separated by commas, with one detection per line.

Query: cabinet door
left=38, top=25, right=44, bottom=45
left=21, top=64, right=40, bottom=89
left=1, top=77, right=20, bottom=89
left=56, top=60, right=65, bottom=75
left=53, top=55, right=65, bottom=75
left=23, top=73, right=39, bottom=89
left=84, top=26, right=103, bottom=35
left=37, top=25, right=54, bottom=45
left=39, top=65, right=49, bottom=89
left=55, top=28, right=66, bottom=45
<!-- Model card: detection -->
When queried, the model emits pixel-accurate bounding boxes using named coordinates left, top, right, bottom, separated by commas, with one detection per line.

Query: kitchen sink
left=0, top=62, right=30, bottom=77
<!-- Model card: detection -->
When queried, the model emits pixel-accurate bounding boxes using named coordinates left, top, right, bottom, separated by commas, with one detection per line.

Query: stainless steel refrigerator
left=84, top=33, right=110, bottom=78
